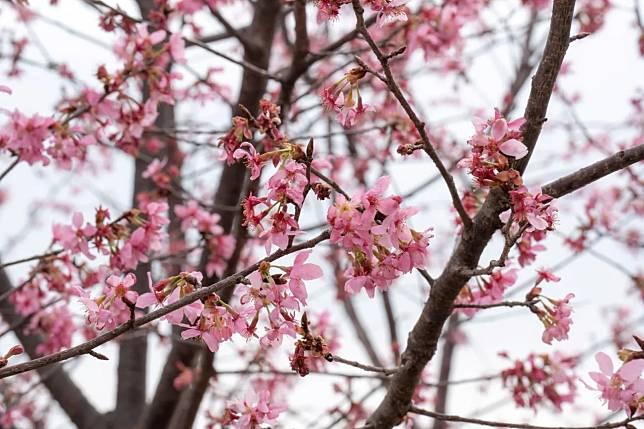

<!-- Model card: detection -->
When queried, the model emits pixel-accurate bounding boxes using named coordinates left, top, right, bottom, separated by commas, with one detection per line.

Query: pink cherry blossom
left=500, top=351, right=577, bottom=410
left=75, top=273, right=139, bottom=331
left=286, top=250, right=323, bottom=304
left=1, top=111, right=54, bottom=165
left=586, top=352, right=644, bottom=416
left=233, top=142, right=264, bottom=180
left=327, top=176, right=432, bottom=297
left=52, top=212, right=97, bottom=259
left=168, top=32, right=186, bottom=63
left=222, top=388, right=286, bottom=428
left=540, top=293, right=574, bottom=344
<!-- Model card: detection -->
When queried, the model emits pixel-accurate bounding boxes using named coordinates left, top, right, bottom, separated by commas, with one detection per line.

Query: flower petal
left=499, top=139, right=528, bottom=159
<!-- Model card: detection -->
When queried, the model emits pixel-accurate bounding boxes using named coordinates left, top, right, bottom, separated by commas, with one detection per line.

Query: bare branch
left=409, top=406, right=644, bottom=429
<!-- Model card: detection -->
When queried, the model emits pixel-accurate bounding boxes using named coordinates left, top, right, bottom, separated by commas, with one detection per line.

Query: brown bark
left=431, top=315, right=459, bottom=429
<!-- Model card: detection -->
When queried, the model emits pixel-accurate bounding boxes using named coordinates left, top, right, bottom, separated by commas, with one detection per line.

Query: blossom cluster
left=458, top=110, right=528, bottom=187
left=526, top=284, right=574, bottom=345
left=229, top=106, right=334, bottom=254
left=327, top=176, right=432, bottom=297
left=7, top=253, right=104, bottom=354
left=313, top=0, right=408, bottom=25
left=499, top=351, right=577, bottom=410
left=129, top=251, right=323, bottom=353
left=174, top=200, right=235, bottom=278
left=0, top=20, right=189, bottom=169
left=406, top=0, right=485, bottom=67
left=0, top=373, right=46, bottom=428
left=207, top=381, right=286, bottom=429
left=242, top=156, right=313, bottom=253
left=52, top=202, right=169, bottom=271
left=75, top=273, right=138, bottom=331
left=455, top=268, right=518, bottom=316
left=219, top=99, right=284, bottom=165
left=459, top=111, right=558, bottom=240
left=0, top=110, right=90, bottom=169
left=321, top=67, right=374, bottom=128
left=586, top=351, right=644, bottom=416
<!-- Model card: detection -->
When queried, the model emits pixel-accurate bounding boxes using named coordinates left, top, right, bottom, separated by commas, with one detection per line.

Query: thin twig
left=408, top=406, right=644, bottom=429
left=350, top=0, right=472, bottom=230
left=328, top=354, right=398, bottom=376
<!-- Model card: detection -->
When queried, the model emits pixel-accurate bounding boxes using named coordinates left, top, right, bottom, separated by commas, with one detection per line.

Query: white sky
left=0, top=0, right=643, bottom=427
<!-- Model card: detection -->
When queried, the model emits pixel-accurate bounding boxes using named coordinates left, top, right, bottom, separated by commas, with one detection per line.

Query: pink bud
left=5, top=345, right=23, bottom=358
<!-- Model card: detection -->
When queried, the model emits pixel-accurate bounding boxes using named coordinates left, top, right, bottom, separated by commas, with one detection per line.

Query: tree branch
left=543, top=144, right=644, bottom=198
left=350, top=0, right=472, bottom=230
left=363, top=3, right=578, bottom=427
left=0, top=268, right=103, bottom=428
left=409, top=406, right=644, bottom=429
left=0, top=230, right=330, bottom=379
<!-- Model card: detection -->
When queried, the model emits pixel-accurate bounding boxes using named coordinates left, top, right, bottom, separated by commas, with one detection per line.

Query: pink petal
left=526, top=213, right=548, bottom=230
left=499, top=139, right=528, bottom=159
left=499, top=209, right=512, bottom=224
left=595, top=352, right=614, bottom=376
left=588, top=371, right=608, bottom=386
left=293, top=250, right=311, bottom=267
left=618, top=359, right=644, bottom=382
left=289, top=279, right=308, bottom=304
left=149, top=30, right=167, bottom=45
left=507, top=117, right=526, bottom=130
left=491, top=118, right=508, bottom=140
left=0, top=85, right=12, bottom=94
left=72, top=212, right=84, bottom=228
left=180, top=329, right=200, bottom=340
left=299, top=263, right=323, bottom=280
left=202, top=332, right=219, bottom=352
left=136, top=292, right=158, bottom=308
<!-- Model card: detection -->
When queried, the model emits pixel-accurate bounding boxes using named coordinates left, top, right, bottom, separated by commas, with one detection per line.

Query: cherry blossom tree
left=0, top=0, right=642, bottom=428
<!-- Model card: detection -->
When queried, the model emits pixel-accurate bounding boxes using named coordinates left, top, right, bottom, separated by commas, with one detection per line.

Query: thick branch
left=139, top=1, right=281, bottom=426
left=0, top=230, right=329, bottom=379
left=431, top=315, right=459, bottom=429
left=515, top=0, right=576, bottom=174
left=543, top=144, right=644, bottom=198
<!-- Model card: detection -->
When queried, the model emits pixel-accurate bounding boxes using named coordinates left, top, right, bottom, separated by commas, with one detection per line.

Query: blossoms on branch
left=139, top=250, right=322, bottom=353
left=0, top=111, right=54, bottom=166
left=586, top=352, right=644, bottom=416
left=238, top=255, right=323, bottom=348
left=458, top=109, right=528, bottom=188
left=174, top=200, right=234, bottom=277
left=500, top=351, right=577, bottom=411
left=321, top=67, right=374, bottom=128
left=51, top=202, right=170, bottom=272
left=327, top=176, right=432, bottom=297
left=455, top=268, right=518, bottom=316
left=136, top=271, right=205, bottom=325
left=239, top=138, right=332, bottom=254
left=526, top=284, right=575, bottom=345
left=214, top=388, right=286, bottom=428
left=500, top=186, right=558, bottom=232
left=53, top=212, right=98, bottom=259
left=75, top=273, right=138, bottom=331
